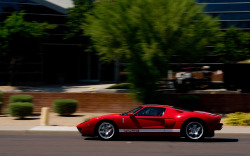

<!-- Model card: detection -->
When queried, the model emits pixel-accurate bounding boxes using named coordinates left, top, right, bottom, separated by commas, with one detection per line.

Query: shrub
left=83, top=116, right=97, bottom=122
left=53, top=99, right=77, bottom=116
left=0, top=90, right=3, bottom=101
left=225, top=112, right=250, bottom=126
left=107, top=83, right=131, bottom=89
left=8, top=102, right=34, bottom=118
left=10, top=94, right=33, bottom=103
left=3, top=108, right=10, bottom=115
left=0, top=102, right=3, bottom=115
left=0, top=91, right=3, bottom=114
left=175, top=95, right=200, bottom=110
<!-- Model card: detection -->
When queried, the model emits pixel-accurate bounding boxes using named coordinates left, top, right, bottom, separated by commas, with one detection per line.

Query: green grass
left=225, top=112, right=250, bottom=126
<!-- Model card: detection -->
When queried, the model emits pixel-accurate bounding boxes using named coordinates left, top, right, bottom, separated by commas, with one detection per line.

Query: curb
left=216, top=128, right=250, bottom=134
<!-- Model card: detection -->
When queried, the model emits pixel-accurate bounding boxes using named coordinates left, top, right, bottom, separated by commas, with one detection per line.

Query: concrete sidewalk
left=0, top=126, right=77, bottom=132
left=0, top=125, right=250, bottom=134
left=0, top=83, right=126, bottom=93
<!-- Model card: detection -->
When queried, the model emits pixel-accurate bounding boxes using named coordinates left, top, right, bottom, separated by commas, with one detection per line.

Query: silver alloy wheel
left=186, top=121, right=204, bottom=140
left=98, top=122, right=115, bottom=140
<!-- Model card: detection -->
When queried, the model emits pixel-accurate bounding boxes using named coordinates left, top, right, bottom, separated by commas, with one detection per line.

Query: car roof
left=142, top=104, right=172, bottom=108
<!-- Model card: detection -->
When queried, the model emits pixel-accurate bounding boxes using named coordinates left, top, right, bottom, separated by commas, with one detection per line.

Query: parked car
left=77, top=105, right=223, bottom=141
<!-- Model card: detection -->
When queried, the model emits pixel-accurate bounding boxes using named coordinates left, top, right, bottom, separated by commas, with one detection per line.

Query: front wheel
left=97, top=122, right=117, bottom=140
left=184, top=121, right=205, bottom=140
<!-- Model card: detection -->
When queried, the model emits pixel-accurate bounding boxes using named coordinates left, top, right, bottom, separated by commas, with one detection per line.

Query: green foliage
left=8, top=94, right=33, bottom=118
left=67, top=0, right=94, bottom=37
left=0, top=11, right=56, bottom=56
left=225, top=112, right=250, bottom=126
left=107, top=83, right=131, bottom=89
left=53, top=99, right=78, bottom=116
left=0, top=11, right=56, bottom=85
left=175, top=95, right=200, bottom=110
left=10, top=94, right=33, bottom=103
left=83, top=0, right=220, bottom=103
left=66, top=0, right=95, bottom=54
left=83, top=116, right=97, bottom=122
left=0, top=90, right=3, bottom=101
left=3, top=108, right=10, bottom=115
left=214, top=26, right=250, bottom=63
left=0, top=91, right=3, bottom=114
left=8, top=102, right=34, bottom=118
left=0, top=102, right=3, bottom=115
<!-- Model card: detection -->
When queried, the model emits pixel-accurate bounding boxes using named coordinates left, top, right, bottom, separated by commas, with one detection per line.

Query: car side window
left=135, top=107, right=166, bottom=117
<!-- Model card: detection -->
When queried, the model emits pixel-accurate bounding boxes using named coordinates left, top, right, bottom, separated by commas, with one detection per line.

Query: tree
left=214, top=26, right=250, bottom=63
left=66, top=0, right=95, bottom=52
left=67, top=0, right=94, bottom=38
left=83, top=0, right=220, bottom=103
left=0, top=11, right=56, bottom=85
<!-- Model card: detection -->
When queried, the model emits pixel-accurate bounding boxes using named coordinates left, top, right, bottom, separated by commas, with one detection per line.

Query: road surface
left=0, top=132, right=249, bottom=156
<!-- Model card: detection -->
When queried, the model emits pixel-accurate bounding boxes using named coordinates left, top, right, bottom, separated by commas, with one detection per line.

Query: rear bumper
left=215, top=123, right=223, bottom=130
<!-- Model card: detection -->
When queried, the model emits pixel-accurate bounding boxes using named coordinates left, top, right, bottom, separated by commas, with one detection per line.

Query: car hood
left=93, top=114, right=121, bottom=119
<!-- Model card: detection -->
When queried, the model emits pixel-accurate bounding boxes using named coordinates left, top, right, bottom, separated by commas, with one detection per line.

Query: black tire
left=183, top=121, right=205, bottom=141
left=97, top=121, right=117, bottom=140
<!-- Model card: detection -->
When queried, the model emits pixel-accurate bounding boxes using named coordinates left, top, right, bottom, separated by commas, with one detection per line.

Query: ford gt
left=77, top=105, right=223, bottom=140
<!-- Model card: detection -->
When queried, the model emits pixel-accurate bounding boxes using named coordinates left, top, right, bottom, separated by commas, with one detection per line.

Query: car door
left=119, top=107, right=166, bottom=136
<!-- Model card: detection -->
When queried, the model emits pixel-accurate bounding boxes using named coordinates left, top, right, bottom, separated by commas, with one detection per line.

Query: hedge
left=107, top=83, right=131, bottom=89
left=53, top=99, right=77, bottom=116
left=8, top=102, right=34, bottom=118
left=0, top=102, right=3, bottom=115
left=10, top=94, right=33, bottom=103
left=0, top=91, right=3, bottom=114
left=225, top=112, right=250, bottom=126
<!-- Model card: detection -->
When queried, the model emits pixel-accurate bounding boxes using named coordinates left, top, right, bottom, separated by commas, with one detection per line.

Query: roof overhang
left=31, top=0, right=74, bottom=14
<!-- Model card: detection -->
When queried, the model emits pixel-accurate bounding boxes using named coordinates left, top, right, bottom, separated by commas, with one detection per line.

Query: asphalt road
left=0, top=132, right=249, bottom=156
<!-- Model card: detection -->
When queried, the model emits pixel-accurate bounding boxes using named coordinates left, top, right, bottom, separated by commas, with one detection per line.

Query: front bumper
left=77, top=127, right=82, bottom=133
left=76, top=123, right=95, bottom=136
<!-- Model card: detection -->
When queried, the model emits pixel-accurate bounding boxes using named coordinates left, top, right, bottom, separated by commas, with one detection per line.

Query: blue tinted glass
left=204, top=4, right=250, bottom=12
left=208, top=12, right=250, bottom=20
left=0, top=0, right=39, bottom=12
left=197, top=0, right=250, bottom=3
left=197, top=0, right=250, bottom=28
left=220, top=21, right=250, bottom=29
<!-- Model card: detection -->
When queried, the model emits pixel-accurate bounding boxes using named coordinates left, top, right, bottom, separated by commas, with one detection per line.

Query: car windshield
left=121, top=106, right=143, bottom=116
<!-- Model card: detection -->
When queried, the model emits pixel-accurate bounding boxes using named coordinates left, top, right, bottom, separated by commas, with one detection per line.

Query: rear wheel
left=184, top=121, right=205, bottom=140
left=97, top=121, right=116, bottom=140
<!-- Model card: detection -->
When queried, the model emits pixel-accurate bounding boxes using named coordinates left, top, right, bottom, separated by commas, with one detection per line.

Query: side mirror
left=128, top=113, right=134, bottom=117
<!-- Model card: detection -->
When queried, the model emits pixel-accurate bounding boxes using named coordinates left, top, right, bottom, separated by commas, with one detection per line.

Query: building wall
left=0, top=0, right=116, bottom=84
left=2, top=92, right=250, bottom=114
left=1, top=0, right=250, bottom=84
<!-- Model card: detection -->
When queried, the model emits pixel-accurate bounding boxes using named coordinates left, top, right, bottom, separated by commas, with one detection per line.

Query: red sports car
left=77, top=105, right=223, bottom=140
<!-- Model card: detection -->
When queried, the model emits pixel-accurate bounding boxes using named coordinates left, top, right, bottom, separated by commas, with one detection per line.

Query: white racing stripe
left=119, top=129, right=180, bottom=133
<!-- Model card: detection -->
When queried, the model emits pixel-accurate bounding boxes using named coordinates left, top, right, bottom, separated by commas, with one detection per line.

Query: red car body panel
left=76, top=105, right=223, bottom=138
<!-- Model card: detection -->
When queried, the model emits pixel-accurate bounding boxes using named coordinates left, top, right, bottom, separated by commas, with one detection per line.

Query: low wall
left=2, top=93, right=141, bottom=113
left=2, top=92, right=250, bottom=113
